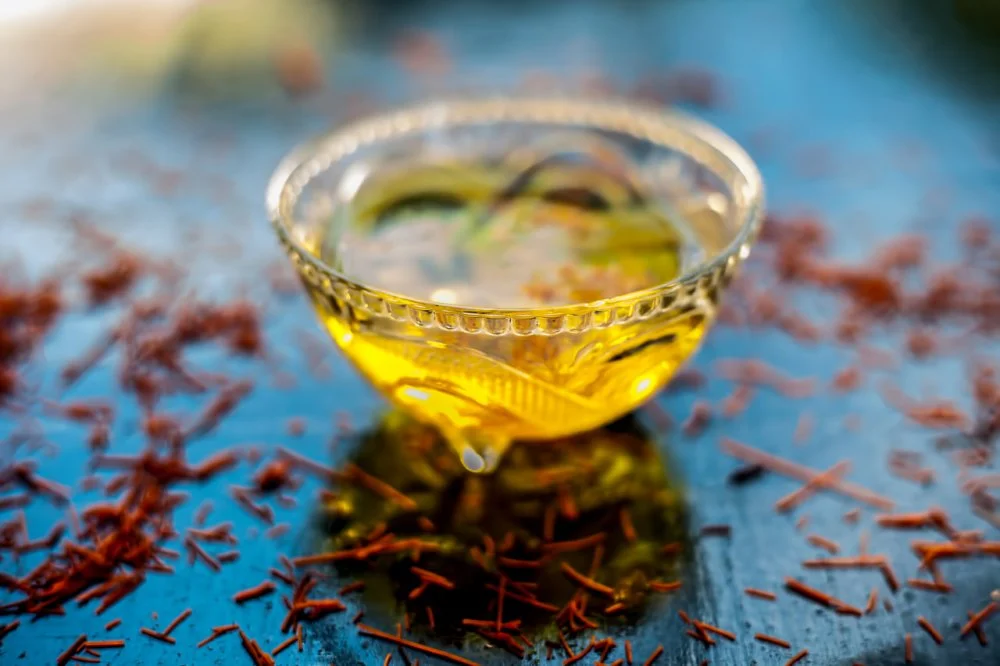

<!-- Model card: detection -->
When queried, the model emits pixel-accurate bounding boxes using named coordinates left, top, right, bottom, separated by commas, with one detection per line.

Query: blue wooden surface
left=1, top=1, right=999, bottom=664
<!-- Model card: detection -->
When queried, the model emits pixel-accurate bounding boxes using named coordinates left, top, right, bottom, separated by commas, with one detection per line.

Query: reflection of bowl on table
left=269, top=98, right=763, bottom=471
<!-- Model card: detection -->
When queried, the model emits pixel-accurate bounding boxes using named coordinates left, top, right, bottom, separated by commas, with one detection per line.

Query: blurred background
left=1, top=3, right=998, bottom=664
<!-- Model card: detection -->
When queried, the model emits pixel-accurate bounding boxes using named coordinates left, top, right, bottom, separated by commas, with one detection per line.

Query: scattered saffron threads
left=625, top=640, right=633, bottom=665
left=343, top=463, right=417, bottom=511
left=383, top=654, right=392, bottom=666
left=661, top=541, right=682, bottom=556
left=417, top=516, right=435, bottom=532
left=806, top=534, right=840, bottom=554
left=140, top=627, right=175, bottom=645
left=721, top=437, right=895, bottom=510
left=968, top=611, right=988, bottom=646
left=193, top=500, right=213, bottom=526
left=81, top=640, right=124, bottom=649
left=426, top=607, right=435, bottom=630
left=745, top=587, right=777, bottom=601
left=356, top=624, right=480, bottom=666
left=561, top=562, right=613, bottom=597
left=541, top=532, right=606, bottom=554
left=843, top=508, right=861, bottom=523
left=0, top=620, right=20, bottom=640
left=720, top=384, right=755, bottom=418
left=642, top=644, right=664, bottom=666
left=649, top=580, right=683, bottom=593
left=619, top=507, right=637, bottom=542
left=218, top=550, right=240, bottom=563
left=270, top=567, right=295, bottom=585
left=960, top=602, right=997, bottom=637
left=184, top=535, right=221, bottom=572
left=264, top=523, right=289, bottom=540
left=907, top=578, right=952, bottom=594
left=831, top=366, right=862, bottom=392
left=755, top=633, right=791, bottom=649
left=104, top=619, right=121, bottom=631
left=686, top=628, right=714, bottom=645
left=904, top=633, right=913, bottom=663
left=694, top=620, right=736, bottom=641
left=700, top=524, right=732, bottom=537
left=271, top=635, right=297, bottom=657
left=917, top=616, right=942, bottom=644
left=339, top=581, right=365, bottom=595
left=785, top=649, right=809, bottom=665
left=784, top=577, right=860, bottom=614
left=196, top=624, right=238, bottom=648
left=682, top=401, right=713, bottom=436
left=296, top=623, right=303, bottom=652
left=411, top=566, right=455, bottom=590
left=793, top=412, right=813, bottom=445
left=233, top=580, right=276, bottom=604
left=352, top=611, right=365, bottom=625
left=864, top=588, right=878, bottom=615
left=775, top=461, right=851, bottom=512
left=57, top=634, right=88, bottom=666
left=161, top=608, right=191, bottom=636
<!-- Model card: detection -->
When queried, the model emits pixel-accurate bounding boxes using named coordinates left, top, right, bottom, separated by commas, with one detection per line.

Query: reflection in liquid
left=305, top=409, right=690, bottom=652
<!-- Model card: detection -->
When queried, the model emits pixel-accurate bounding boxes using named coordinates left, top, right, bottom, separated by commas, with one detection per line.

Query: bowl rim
left=266, top=96, right=764, bottom=322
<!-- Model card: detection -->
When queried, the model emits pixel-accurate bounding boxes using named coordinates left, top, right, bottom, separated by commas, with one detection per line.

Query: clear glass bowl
left=267, top=98, right=763, bottom=472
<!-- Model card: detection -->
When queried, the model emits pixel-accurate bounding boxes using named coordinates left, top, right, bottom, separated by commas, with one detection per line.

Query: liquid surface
left=300, top=153, right=726, bottom=465
left=320, top=159, right=702, bottom=308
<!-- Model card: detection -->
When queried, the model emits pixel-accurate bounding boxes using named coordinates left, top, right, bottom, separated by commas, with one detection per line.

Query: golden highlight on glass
left=268, top=98, right=763, bottom=471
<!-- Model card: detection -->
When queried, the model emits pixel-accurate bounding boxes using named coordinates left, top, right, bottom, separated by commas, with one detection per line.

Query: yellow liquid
left=300, top=157, right=721, bottom=468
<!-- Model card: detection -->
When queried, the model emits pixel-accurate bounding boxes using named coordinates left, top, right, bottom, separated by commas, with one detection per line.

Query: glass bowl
left=267, top=97, right=763, bottom=472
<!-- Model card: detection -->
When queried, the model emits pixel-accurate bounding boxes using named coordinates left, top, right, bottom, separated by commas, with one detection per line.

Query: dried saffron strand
left=686, top=629, right=714, bottom=645
left=917, top=616, right=942, bottom=644
left=960, top=602, right=997, bottom=637
left=82, top=640, right=124, bottom=649
left=270, top=635, right=297, bottom=657
left=410, top=567, right=455, bottom=590
left=864, top=588, right=878, bottom=614
left=694, top=620, right=736, bottom=641
left=785, top=649, right=809, bottom=666
left=755, top=633, right=791, bottom=648
left=233, top=580, right=276, bottom=604
left=968, top=611, right=988, bottom=646
left=776, top=461, right=851, bottom=512
left=161, top=608, right=191, bottom=636
left=745, top=587, right=777, bottom=601
left=648, top=580, right=682, bottom=593
left=904, top=633, right=913, bottom=663
left=806, top=534, right=840, bottom=554
left=140, top=627, right=175, bottom=644
left=338, top=581, right=365, bottom=595
left=560, top=562, right=613, bottom=597
left=619, top=507, right=637, bottom=542
left=624, top=640, right=633, bottom=665
left=721, top=438, right=894, bottom=509
left=642, top=645, right=664, bottom=665
left=356, top=624, right=481, bottom=666
left=57, top=635, right=88, bottom=665
left=907, top=578, right=952, bottom=593
left=103, top=618, right=121, bottom=631
left=784, top=577, right=860, bottom=613
left=343, top=463, right=417, bottom=511
left=541, top=532, right=606, bottom=554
